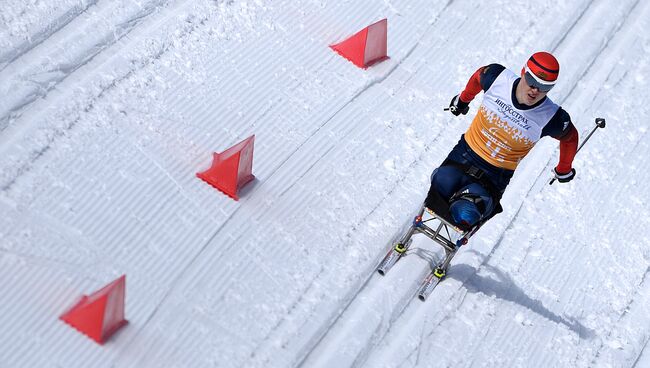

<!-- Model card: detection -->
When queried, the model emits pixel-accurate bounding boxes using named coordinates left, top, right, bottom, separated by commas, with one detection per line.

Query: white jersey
left=464, top=69, right=560, bottom=170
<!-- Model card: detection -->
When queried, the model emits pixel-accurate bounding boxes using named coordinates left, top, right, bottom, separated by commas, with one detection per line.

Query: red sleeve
left=459, top=67, right=484, bottom=103
left=556, top=125, right=579, bottom=173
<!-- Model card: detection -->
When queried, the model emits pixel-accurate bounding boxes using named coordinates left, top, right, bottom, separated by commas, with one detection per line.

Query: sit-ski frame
left=376, top=203, right=482, bottom=301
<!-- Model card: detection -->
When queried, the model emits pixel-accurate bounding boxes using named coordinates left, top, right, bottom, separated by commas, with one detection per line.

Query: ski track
left=303, top=0, right=650, bottom=366
left=121, top=2, right=459, bottom=365
left=301, top=0, right=600, bottom=363
left=0, top=0, right=176, bottom=131
left=1, top=0, right=650, bottom=367
left=3, top=1, right=458, bottom=366
left=0, top=0, right=98, bottom=71
left=410, top=2, right=642, bottom=366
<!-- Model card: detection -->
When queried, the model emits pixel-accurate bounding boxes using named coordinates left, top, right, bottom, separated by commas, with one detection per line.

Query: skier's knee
left=430, top=166, right=466, bottom=199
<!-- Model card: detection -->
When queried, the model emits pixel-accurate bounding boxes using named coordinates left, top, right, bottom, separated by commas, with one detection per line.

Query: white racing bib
left=464, top=69, right=559, bottom=170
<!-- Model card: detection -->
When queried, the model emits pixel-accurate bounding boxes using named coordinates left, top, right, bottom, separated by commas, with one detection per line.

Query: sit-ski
left=376, top=189, right=501, bottom=301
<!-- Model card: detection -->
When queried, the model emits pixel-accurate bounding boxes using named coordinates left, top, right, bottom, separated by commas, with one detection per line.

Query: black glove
left=448, top=94, right=470, bottom=116
left=553, top=167, right=576, bottom=183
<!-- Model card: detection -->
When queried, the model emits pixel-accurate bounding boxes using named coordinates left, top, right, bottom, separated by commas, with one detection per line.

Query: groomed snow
left=1, top=0, right=649, bottom=367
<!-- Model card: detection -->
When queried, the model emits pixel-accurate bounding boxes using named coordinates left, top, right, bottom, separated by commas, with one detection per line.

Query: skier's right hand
left=448, top=95, right=470, bottom=116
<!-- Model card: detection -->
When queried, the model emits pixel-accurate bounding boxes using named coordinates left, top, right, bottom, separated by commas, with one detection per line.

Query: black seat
left=424, top=184, right=503, bottom=231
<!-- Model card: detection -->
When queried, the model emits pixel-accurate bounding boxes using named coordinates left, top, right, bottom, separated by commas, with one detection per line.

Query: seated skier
left=425, top=51, right=579, bottom=230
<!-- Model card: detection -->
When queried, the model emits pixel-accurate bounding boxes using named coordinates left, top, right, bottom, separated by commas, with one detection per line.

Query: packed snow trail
left=0, top=0, right=178, bottom=131
left=1, top=0, right=649, bottom=367
left=299, top=0, right=648, bottom=366
left=305, top=2, right=648, bottom=367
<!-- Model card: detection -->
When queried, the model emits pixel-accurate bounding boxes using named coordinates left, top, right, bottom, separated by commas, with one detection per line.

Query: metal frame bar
left=408, top=204, right=481, bottom=271
left=376, top=203, right=483, bottom=278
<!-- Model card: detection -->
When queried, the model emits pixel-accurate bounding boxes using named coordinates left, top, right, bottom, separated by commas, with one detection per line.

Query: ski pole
left=549, top=117, right=606, bottom=185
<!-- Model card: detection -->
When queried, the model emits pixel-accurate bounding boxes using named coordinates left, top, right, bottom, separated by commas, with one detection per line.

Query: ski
left=376, top=239, right=410, bottom=276
left=376, top=201, right=481, bottom=301
left=417, top=267, right=446, bottom=301
left=417, top=249, right=457, bottom=301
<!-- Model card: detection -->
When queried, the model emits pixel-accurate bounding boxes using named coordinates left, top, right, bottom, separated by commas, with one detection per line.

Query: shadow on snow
left=448, top=261, right=596, bottom=340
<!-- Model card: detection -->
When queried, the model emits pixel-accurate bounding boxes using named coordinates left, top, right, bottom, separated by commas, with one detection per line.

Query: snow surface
left=1, top=0, right=649, bottom=367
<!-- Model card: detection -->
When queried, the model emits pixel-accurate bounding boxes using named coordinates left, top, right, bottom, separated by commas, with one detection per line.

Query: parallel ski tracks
left=297, top=0, right=643, bottom=366
left=2, top=0, right=646, bottom=365
left=0, top=0, right=183, bottom=133
left=0, top=0, right=216, bottom=192
left=0, top=0, right=99, bottom=72
left=381, top=0, right=644, bottom=364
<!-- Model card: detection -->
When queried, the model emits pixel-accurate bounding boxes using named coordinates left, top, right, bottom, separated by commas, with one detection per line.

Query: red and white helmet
left=522, top=51, right=559, bottom=92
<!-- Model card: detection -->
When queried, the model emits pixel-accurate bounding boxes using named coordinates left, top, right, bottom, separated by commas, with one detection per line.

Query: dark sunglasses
left=523, top=69, right=555, bottom=92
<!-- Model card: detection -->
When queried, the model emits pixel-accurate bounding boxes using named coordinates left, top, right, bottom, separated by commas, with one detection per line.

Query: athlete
left=425, top=51, right=579, bottom=230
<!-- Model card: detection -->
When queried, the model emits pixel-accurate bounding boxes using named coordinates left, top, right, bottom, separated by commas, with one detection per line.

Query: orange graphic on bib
left=465, top=105, right=535, bottom=170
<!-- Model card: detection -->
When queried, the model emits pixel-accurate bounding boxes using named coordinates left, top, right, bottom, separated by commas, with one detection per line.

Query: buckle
left=467, top=166, right=483, bottom=179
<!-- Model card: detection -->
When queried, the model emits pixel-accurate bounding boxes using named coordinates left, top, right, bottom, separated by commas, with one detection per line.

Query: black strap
left=440, top=158, right=504, bottom=209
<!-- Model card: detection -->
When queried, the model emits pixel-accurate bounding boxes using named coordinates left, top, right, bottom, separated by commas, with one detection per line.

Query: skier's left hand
left=553, top=167, right=576, bottom=183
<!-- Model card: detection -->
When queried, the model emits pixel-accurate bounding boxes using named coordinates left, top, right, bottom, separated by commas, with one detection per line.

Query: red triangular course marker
left=330, top=18, right=388, bottom=68
left=60, top=275, right=128, bottom=344
left=197, top=135, right=255, bottom=201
